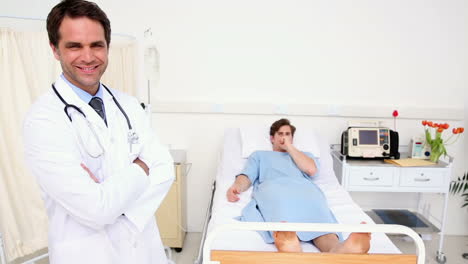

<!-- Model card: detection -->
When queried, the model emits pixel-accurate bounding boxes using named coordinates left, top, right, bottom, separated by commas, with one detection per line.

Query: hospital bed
left=195, top=127, right=425, bottom=264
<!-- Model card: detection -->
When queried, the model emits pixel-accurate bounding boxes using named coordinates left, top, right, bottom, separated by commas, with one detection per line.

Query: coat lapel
left=102, top=87, right=132, bottom=164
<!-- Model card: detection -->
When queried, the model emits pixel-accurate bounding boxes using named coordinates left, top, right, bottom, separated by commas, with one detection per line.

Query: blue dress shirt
left=61, top=73, right=104, bottom=103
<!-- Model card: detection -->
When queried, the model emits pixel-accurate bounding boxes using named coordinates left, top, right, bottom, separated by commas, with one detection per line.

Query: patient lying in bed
left=226, top=118, right=371, bottom=253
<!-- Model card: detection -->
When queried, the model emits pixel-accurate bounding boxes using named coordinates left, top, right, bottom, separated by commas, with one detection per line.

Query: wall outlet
left=327, top=104, right=341, bottom=116
left=274, top=104, right=288, bottom=114
left=212, top=103, right=224, bottom=113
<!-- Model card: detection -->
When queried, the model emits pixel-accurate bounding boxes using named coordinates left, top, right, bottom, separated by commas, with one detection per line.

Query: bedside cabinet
left=155, top=163, right=187, bottom=251
left=331, top=150, right=453, bottom=263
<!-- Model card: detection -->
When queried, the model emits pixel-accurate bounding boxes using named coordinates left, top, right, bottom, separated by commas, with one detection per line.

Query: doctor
left=23, top=0, right=174, bottom=263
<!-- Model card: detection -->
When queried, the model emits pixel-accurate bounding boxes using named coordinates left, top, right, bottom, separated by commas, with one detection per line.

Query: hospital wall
left=142, top=0, right=467, bottom=235
left=3, top=0, right=467, bottom=235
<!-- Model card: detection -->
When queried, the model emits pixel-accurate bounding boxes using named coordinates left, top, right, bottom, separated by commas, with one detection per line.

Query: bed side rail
left=194, top=180, right=216, bottom=264
left=211, top=250, right=417, bottom=264
left=203, top=222, right=425, bottom=264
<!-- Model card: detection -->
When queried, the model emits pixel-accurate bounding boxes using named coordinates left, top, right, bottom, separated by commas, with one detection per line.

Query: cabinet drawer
left=400, top=169, right=444, bottom=188
left=348, top=167, right=394, bottom=187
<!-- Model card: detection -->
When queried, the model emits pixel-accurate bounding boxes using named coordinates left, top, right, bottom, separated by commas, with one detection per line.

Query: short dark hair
left=47, top=0, right=111, bottom=47
left=270, top=118, right=296, bottom=137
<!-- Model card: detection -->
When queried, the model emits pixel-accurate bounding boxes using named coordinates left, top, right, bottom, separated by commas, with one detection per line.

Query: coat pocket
left=49, top=232, right=117, bottom=264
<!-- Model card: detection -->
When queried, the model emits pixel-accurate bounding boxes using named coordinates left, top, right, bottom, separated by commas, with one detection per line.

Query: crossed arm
left=82, top=157, right=149, bottom=183
left=24, top=99, right=173, bottom=232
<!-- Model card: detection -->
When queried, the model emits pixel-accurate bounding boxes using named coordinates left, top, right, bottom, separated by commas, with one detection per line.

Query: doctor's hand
left=227, top=184, right=241, bottom=202
left=80, top=163, right=100, bottom=183
left=133, top=158, right=149, bottom=176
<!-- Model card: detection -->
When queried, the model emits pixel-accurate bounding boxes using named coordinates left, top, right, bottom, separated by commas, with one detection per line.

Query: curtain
left=0, top=28, right=137, bottom=262
left=103, top=42, right=137, bottom=95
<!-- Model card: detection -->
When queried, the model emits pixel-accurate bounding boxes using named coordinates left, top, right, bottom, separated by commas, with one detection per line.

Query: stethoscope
left=52, top=83, right=139, bottom=158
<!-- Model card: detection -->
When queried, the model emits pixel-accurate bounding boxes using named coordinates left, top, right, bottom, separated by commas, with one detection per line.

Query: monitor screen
left=359, top=130, right=378, bottom=145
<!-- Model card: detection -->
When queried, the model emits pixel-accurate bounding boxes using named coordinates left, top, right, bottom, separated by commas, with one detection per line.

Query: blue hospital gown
left=238, top=151, right=342, bottom=243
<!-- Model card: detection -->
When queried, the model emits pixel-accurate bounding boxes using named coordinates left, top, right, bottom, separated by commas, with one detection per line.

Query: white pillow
left=240, top=125, right=321, bottom=158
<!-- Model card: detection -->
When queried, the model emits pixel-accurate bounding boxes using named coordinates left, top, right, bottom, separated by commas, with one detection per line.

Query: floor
left=9, top=232, right=468, bottom=264
left=389, top=234, right=468, bottom=264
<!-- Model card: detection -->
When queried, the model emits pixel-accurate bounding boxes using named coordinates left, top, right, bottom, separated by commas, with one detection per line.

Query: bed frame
left=204, top=222, right=425, bottom=264
left=194, top=181, right=217, bottom=264
left=195, top=182, right=425, bottom=264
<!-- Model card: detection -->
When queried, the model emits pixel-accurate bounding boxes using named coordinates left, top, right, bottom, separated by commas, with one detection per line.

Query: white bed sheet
left=206, top=128, right=400, bottom=254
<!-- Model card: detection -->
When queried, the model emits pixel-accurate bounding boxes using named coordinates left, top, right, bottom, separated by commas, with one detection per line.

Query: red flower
left=423, top=120, right=464, bottom=162
left=392, top=110, right=399, bottom=117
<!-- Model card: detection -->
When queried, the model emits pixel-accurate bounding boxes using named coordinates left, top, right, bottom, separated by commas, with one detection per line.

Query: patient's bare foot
left=273, top=230, right=302, bottom=252
left=331, top=222, right=371, bottom=254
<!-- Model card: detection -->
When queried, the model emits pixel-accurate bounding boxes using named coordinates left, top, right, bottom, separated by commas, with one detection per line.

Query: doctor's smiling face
left=50, top=16, right=109, bottom=95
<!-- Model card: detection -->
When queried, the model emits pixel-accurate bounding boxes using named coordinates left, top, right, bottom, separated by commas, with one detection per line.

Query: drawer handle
left=363, top=177, right=380, bottom=181
left=414, top=178, right=430, bottom=182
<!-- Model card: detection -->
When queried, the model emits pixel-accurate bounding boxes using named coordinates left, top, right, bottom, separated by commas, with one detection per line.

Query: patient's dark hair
left=270, top=118, right=296, bottom=137
left=47, top=0, right=111, bottom=47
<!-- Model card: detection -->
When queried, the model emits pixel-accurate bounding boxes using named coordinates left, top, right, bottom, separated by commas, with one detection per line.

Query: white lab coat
left=23, top=77, right=175, bottom=264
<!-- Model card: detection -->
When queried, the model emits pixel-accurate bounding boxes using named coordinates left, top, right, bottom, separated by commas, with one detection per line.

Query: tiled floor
left=172, top=232, right=468, bottom=264
left=390, top=234, right=468, bottom=264
left=171, top=232, right=203, bottom=264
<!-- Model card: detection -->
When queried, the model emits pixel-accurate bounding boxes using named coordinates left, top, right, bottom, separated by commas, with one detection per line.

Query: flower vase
left=422, top=120, right=465, bottom=163
left=429, top=149, right=443, bottom=163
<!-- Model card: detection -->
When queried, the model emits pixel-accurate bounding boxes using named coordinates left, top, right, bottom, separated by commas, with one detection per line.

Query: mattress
left=206, top=127, right=400, bottom=254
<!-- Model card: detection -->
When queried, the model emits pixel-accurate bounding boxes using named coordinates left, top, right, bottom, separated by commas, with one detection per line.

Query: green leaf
left=450, top=172, right=468, bottom=208
left=425, top=130, right=432, bottom=145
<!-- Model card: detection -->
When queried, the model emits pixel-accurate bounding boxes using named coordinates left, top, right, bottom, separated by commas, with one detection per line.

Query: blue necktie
left=89, top=97, right=107, bottom=126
